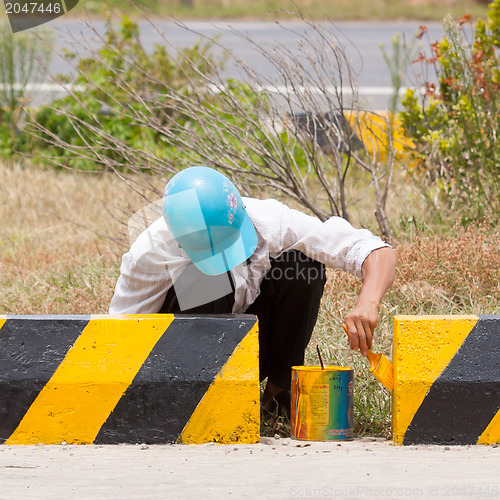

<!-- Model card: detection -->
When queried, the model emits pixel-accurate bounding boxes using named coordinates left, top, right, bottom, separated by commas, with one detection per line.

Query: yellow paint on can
left=6, top=314, right=174, bottom=445
left=179, top=323, right=260, bottom=444
left=478, top=408, right=500, bottom=445
left=392, top=315, right=478, bottom=445
left=291, top=366, right=354, bottom=441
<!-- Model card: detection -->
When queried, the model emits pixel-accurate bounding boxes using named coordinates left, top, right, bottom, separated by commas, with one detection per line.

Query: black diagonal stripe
left=95, top=315, right=257, bottom=444
left=404, top=315, right=500, bottom=445
left=0, top=316, right=89, bottom=443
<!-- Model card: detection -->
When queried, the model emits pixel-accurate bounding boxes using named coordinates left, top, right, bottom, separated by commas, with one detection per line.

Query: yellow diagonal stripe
left=179, top=322, right=260, bottom=444
left=392, top=315, right=478, bottom=445
left=478, top=408, right=500, bottom=445
left=6, top=314, right=174, bottom=445
left=0, top=317, right=6, bottom=331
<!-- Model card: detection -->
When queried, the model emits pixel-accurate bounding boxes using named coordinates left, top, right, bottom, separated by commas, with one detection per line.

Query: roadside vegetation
left=1, top=1, right=499, bottom=437
left=74, top=0, right=490, bottom=22
left=400, top=1, right=500, bottom=221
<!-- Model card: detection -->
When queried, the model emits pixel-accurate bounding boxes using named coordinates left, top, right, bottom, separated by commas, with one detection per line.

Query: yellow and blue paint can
left=291, top=366, right=354, bottom=441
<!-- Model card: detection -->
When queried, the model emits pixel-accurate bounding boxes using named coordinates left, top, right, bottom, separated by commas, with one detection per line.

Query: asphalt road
left=37, top=19, right=445, bottom=109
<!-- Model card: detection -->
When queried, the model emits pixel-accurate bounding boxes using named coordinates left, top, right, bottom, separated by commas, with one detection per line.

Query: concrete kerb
left=0, top=314, right=259, bottom=445
left=2, top=313, right=499, bottom=448
left=393, top=315, right=500, bottom=446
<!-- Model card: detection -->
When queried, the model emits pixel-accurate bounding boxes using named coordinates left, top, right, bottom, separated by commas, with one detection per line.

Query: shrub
left=29, top=15, right=398, bottom=240
left=400, top=0, right=500, bottom=221
left=0, top=22, right=53, bottom=157
left=26, top=17, right=226, bottom=170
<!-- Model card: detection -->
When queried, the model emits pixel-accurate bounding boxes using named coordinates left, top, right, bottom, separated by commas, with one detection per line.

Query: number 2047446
left=5, top=2, right=63, bottom=14
left=439, top=485, right=499, bottom=497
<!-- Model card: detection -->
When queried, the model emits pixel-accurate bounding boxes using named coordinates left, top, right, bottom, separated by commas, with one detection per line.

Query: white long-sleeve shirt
left=109, top=197, right=390, bottom=314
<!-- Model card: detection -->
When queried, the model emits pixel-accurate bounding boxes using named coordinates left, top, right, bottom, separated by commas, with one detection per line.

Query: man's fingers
left=343, top=322, right=359, bottom=351
left=362, top=318, right=375, bottom=351
left=354, top=317, right=369, bottom=357
left=344, top=315, right=377, bottom=356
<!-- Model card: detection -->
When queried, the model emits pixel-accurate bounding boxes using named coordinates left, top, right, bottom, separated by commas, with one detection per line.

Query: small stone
left=282, top=440, right=290, bottom=446
left=444, top=447, right=450, bottom=451
left=337, top=444, right=342, bottom=447
left=274, top=434, right=280, bottom=440
left=491, top=443, right=498, bottom=448
left=140, top=444, right=149, bottom=450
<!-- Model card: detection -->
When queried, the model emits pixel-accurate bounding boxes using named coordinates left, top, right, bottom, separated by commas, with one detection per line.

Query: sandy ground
left=0, top=438, right=498, bottom=499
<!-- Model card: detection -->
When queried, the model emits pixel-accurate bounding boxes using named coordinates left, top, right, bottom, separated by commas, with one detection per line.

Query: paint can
left=291, top=366, right=354, bottom=441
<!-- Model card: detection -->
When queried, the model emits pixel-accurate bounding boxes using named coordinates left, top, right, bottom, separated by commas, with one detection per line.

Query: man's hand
left=344, top=300, right=379, bottom=356
left=343, top=247, right=396, bottom=357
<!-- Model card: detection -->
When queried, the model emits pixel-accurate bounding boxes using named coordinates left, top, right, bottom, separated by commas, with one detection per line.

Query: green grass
left=74, top=0, right=489, bottom=22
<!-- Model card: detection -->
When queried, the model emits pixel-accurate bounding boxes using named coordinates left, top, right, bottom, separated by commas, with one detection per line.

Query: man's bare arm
left=343, top=247, right=397, bottom=356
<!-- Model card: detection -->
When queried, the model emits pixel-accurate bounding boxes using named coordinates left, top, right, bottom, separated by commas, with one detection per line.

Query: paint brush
left=366, top=350, right=394, bottom=391
left=343, top=325, right=394, bottom=391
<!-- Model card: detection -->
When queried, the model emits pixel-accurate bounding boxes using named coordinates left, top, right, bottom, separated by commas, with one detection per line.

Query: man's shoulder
left=243, top=197, right=286, bottom=229
left=243, top=197, right=285, bottom=215
left=127, top=217, right=179, bottom=264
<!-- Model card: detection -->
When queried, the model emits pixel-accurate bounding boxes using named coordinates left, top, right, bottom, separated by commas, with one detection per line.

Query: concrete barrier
left=0, top=314, right=259, bottom=445
left=393, top=315, right=500, bottom=445
left=289, top=111, right=417, bottom=167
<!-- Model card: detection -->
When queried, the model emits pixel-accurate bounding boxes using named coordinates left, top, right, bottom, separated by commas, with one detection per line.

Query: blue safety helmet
left=162, top=166, right=258, bottom=276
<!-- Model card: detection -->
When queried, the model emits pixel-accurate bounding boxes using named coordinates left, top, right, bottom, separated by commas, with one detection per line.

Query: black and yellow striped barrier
left=393, top=315, right=500, bottom=445
left=0, top=314, right=259, bottom=445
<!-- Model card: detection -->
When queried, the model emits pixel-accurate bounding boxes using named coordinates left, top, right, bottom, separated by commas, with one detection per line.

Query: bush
left=0, top=23, right=53, bottom=158
left=29, top=15, right=399, bottom=240
left=400, top=0, right=500, bottom=221
left=26, top=17, right=226, bottom=170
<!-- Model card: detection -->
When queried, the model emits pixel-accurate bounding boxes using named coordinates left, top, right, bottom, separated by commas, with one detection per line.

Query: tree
left=28, top=15, right=398, bottom=241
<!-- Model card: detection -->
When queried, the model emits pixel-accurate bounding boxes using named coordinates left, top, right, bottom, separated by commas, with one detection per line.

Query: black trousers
left=159, top=251, right=326, bottom=390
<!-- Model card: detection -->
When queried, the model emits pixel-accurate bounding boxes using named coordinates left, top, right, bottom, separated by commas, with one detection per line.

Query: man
left=110, top=166, right=396, bottom=414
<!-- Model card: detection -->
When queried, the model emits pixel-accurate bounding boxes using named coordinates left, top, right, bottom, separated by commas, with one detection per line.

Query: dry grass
left=393, top=224, right=499, bottom=314
left=1, top=163, right=132, bottom=314
left=1, top=161, right=498, bottom=436
left=79, top=0, right=489, bottom=22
